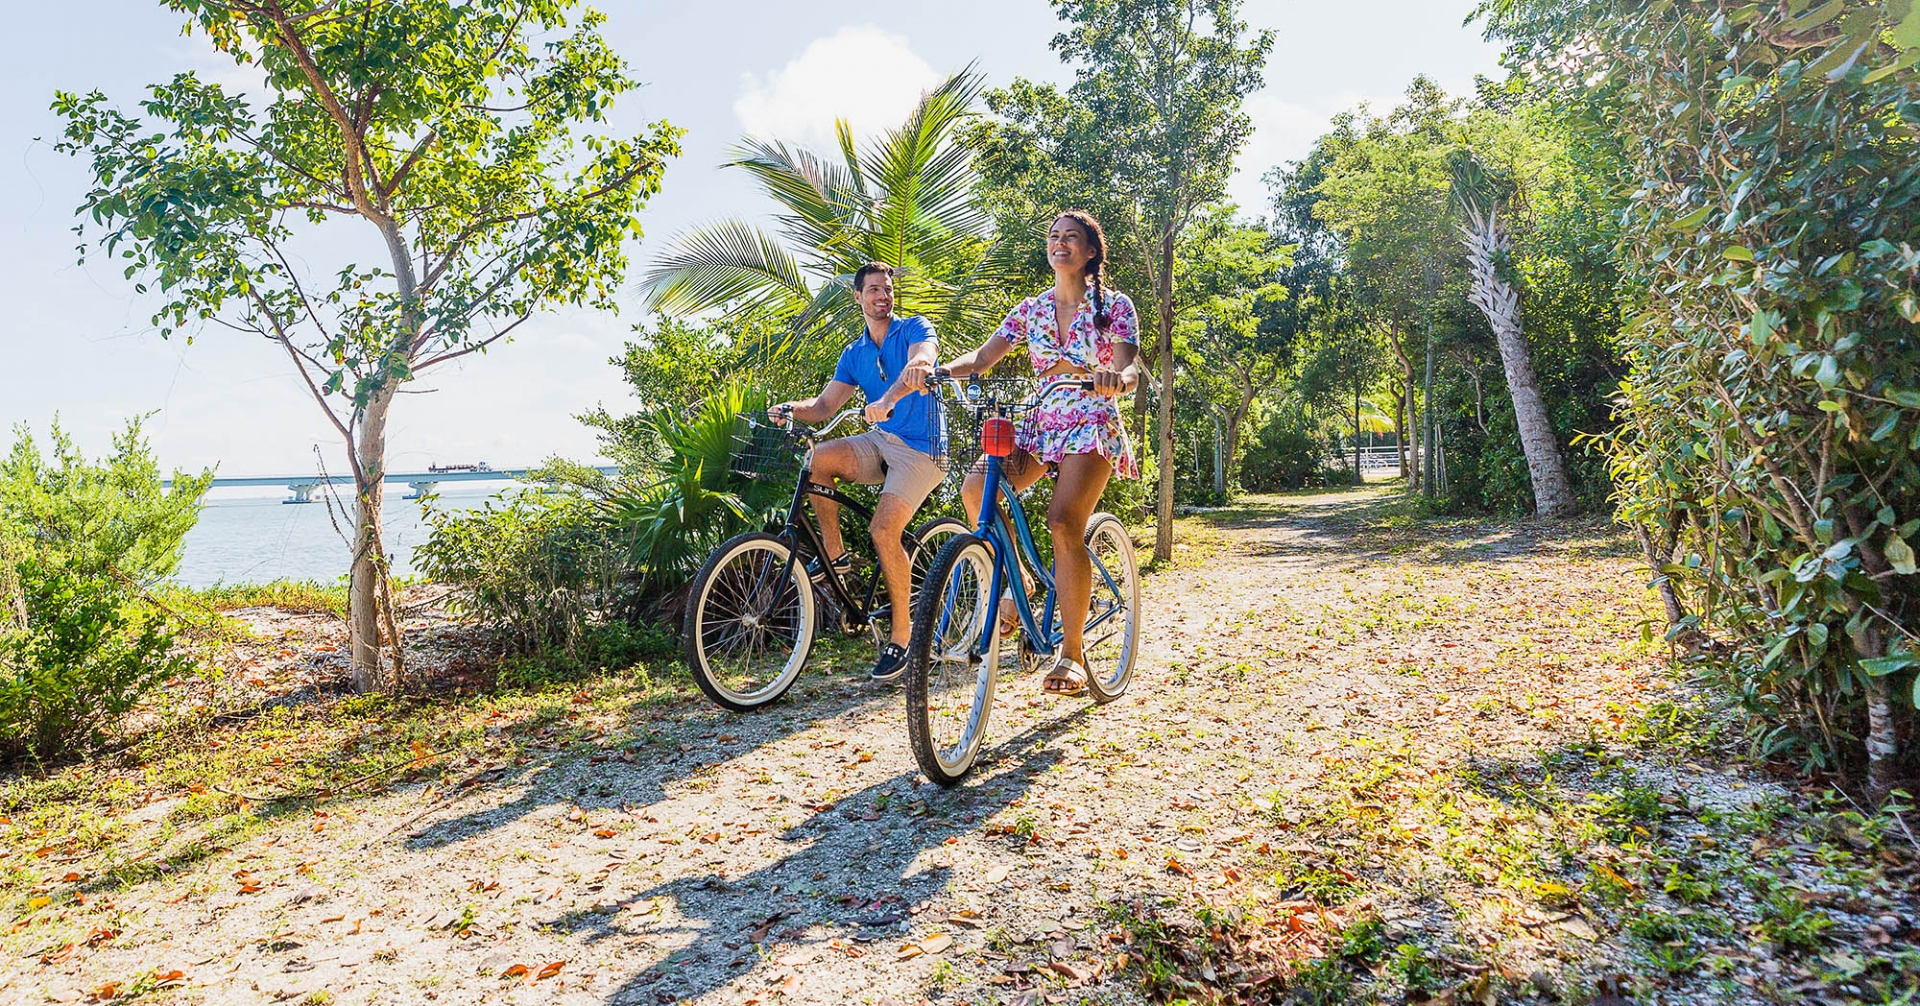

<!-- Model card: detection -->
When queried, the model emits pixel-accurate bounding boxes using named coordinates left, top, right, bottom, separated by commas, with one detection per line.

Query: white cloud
left=734, top=26, right=941, bottom=147
left=1226, top=88, right=1396, bottom=219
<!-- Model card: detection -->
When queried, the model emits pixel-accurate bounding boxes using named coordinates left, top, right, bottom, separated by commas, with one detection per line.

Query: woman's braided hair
left=1055, top=210, right=1111, bottom=332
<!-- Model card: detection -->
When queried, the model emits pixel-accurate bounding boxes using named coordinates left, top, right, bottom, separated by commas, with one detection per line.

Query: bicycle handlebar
left=763, top=406, right=864, bottom=440
left=927, top=368, right=1100, bottom=412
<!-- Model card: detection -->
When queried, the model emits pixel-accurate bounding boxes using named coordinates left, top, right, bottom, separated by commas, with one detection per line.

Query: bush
left=416, top=491, right=625, bottom=655
left=0, top=558, right=188, bottom=761
left=0, top=419, right=209, bottom=762
left=1489, top=0, right=1920, bottom=792
left=1240, top=411, right=1331, bottom=492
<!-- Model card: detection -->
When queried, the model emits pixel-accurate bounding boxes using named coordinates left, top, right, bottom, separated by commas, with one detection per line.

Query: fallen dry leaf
left=500, top=963, right=530, bottom=979
left=535, top=960, right=565, bottom=980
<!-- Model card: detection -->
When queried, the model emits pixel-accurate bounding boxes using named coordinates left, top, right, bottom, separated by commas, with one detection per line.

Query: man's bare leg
left=809, top=440, right=857, bottom=562
left=871, top=492, right=916, bottom=646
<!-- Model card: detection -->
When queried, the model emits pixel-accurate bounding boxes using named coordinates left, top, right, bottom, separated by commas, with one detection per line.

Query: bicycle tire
left=904, top=533, right=1000, bottom=786
left=1081, top=512, right=1139, bottom=704
left=683, top=532, right=816, bottom=712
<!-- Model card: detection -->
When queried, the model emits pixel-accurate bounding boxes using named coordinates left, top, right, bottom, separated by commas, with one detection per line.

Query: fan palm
left=601, top=381, right=789, bottom=603
left=639, top=68, right=1019, bottom=349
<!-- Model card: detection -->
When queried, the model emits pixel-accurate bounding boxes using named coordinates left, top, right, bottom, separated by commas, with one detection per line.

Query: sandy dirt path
left=24, top=485, right=1895, bottom=1006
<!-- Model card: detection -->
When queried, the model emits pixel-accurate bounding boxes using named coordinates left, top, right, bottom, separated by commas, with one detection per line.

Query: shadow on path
left=568, top=709, right=1090, bottom=1004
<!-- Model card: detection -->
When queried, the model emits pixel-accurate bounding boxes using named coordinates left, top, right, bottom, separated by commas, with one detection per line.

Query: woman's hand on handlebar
left=863, top=400, right=893, bottom=424
left=1091, top=365, right=1135, bottom=398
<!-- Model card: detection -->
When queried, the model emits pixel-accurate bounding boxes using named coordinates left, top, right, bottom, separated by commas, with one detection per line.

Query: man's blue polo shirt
left=831, top=316, right=940, bottom=455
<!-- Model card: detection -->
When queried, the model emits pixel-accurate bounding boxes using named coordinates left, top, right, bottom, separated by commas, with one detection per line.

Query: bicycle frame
left=933, top=381, right=1134, bottom=664
left=967, top=455, right=1060, bottom=655
left=764, top=430, right=919, bottom=632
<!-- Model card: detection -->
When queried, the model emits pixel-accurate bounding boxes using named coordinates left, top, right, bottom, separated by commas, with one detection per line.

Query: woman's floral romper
left=989, top=287, right=1140, bottom=479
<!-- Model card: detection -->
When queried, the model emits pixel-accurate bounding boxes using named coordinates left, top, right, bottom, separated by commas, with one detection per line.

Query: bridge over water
left=167, top=466, right=617, bottom=504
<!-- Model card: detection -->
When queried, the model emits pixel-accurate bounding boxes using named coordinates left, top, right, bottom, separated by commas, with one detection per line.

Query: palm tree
left=1448, top=149, right=1578, bottom=519
left=639, top=69, right=1018, bottom=349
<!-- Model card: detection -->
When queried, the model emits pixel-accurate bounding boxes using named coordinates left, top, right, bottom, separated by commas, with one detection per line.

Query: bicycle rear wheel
left=683, top=532, right=816, bottom=711
left=905, top=534, right=1000, bottom=785
left=1081, top=512, right=1139, bottom=704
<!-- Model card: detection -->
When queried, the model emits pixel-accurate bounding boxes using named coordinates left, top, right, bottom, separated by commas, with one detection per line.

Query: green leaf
left=1671, top=205, right=1713, bottom=233
left=1723, top=245, right=1754, bottom=262
left=1860, top=655, right=1915, bottom=677
left=1890, top=389, right=1920, bottom=409
left=1887, top=535, right=1918, bottom=575
left=1815, top=355, right=1840, bottom=389
left=1894, top=4, right=1920, bottom=49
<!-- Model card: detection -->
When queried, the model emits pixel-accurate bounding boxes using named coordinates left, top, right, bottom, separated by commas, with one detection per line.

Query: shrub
left=0, top=419, right=209, bottom=762
left=416, top=490, right=624, bottom=655
left=0, top=558, right=188, bottom=761
left=1240, top=411, right=1331, bottom=491
left=1487, top=0, right=1920, bottom=793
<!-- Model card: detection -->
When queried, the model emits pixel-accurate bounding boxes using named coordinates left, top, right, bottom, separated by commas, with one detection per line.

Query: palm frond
left=729, top=139, right=869, bottom=261
left=636, top=219, right=810, bottom=316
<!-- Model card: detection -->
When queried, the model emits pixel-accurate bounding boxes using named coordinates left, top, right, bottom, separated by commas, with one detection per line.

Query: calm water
left=174, top=483, right=525, bottom=588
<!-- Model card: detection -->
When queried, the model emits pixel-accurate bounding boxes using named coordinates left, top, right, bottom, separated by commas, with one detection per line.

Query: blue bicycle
left=903, top=372, right=1141, bottom=785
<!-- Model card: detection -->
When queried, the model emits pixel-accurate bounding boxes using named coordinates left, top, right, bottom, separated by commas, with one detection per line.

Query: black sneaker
left=807, top=552, right=852, bottom=582
left=870, top=642, right=908, bottom=682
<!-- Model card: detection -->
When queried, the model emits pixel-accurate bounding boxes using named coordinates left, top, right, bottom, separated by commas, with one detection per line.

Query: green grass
left=163, top=579, right=355, bottom=618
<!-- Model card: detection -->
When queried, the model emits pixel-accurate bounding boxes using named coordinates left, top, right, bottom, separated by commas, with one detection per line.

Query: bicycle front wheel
left=1081, top=512, right=1139, bottom=704
left=683, top=532, right=816, bottom=711
left=905, top=533, right=1000, bottom=786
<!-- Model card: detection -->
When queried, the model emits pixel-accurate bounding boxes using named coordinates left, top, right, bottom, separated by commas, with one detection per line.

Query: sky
left=0, top=1, right=1503, bottom=478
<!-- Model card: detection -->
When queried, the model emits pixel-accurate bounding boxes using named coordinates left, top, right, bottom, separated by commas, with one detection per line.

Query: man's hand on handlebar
left=1091, top=365, right=1135, bottom=398
left=768, top=402, right=798, bottom=427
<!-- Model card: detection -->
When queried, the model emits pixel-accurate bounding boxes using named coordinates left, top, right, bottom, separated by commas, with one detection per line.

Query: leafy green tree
left=973, top=0, right=1273, bottom=562
left=1173, top=210, right=1294, bottom=490
left=640, top=70, right=1016, bottom=349
left=1306, top=80, right=1459, bottom=490
left=53, top=0, right=679, bottom=692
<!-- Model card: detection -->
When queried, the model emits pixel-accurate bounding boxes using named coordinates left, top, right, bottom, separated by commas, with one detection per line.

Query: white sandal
left=1043, top=655, right=1089, bottom=696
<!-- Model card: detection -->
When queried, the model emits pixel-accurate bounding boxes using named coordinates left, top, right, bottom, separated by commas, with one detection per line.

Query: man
left=771, top=262, right=943, bottom=682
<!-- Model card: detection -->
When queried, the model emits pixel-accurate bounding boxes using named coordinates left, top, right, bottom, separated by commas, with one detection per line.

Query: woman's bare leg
left=1047, top=452, right=1113, bottom=670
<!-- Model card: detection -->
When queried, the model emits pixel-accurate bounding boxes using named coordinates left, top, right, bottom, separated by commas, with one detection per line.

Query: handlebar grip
left=1075, top=379, right=1096, bottom=391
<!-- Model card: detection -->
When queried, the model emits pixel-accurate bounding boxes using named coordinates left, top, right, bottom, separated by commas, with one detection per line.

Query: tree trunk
left=1393, top=387, right=1407, bottom=480
left=1422, top=312, right=1437, bottom=496
left=348, top=391, right=394, bottom=692
left=1211, top=411, right=1225, bottom=496
left=1353, top=376, right=1363, bottom=485
left=1132, top=375, right=1151, bottom=449
left=1226, top=384, right=1254, bottom=486
left=1154, top=234, right=1177, bottom=564
left=1459, top=206, right=1577, bottom=519
left=1390, top=331, right=1416, bottom=492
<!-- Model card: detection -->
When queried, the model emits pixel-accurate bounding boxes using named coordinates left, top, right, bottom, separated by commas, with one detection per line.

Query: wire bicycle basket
left=728, top=416, right=804, bottom=482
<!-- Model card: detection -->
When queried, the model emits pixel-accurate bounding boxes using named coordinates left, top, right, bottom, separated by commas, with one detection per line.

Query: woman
left=907, top=211, right=1141, bottom=696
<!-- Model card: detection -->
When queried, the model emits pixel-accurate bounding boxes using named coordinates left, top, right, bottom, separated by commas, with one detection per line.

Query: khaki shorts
left=842, top=429, right=946, bottom=506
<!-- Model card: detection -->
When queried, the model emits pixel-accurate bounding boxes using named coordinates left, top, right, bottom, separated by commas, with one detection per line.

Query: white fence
left=1330, top=446, right=1422, bottom=471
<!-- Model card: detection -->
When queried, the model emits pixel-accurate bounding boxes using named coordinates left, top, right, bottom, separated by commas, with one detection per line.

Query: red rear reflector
left=981, top=417, right=1014, bottom=457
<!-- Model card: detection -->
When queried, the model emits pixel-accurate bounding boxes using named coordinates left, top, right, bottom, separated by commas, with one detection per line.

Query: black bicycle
left=681, top=407, right=966, bottom=711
